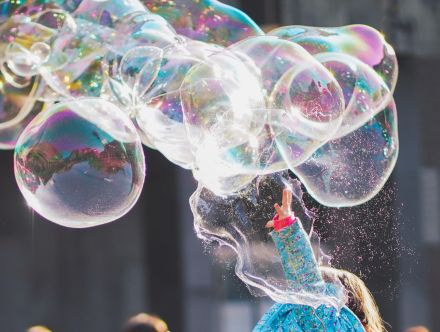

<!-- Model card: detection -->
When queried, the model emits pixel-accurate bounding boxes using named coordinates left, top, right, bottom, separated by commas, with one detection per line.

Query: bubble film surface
left=270, top=24, right=398, bottom=92
left=14, top=99, right=146, bottom=228
left=144, top=0, right=264, bottom=46
left=0, top=0, right=400, bottom=309
left=230, top=36, right=345, bottom=169
left=0, top=64, right=45, bottom=149
left=181, top=47, right=268, bottom=192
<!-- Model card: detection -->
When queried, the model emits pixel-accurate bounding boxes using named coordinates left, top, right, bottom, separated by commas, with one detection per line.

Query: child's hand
left=266, top=188, right=293, bottom=228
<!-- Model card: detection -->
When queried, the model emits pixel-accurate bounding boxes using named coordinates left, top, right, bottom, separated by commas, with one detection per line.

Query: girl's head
left=320, top=266, right=387, bottom=332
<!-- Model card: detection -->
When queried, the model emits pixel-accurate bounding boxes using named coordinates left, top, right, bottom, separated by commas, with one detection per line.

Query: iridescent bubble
left=135, top=40, right=221, bottom=167
left=270, top=24, right=398, bottom=92
left=0, top=14, right=54, bottom=51
left=119, top=45, right=163, bottom=102
left=230, top=36, right=318, bottom=96
left=181, top=48, right=267, bottom=188
left=0, top=64, right=45, bottom=149
left=14, top=99, right=146, bottom=228
left=1, top=9, right=76, bottom=77
left=229, top=36, right=345, bottom=168
left=73, top=0, right=147, bottom=27
left=106, top=44, right=165, bottom=148
left=271, top=63, right=345, bottom=166
left=315, top=52, right=392, bottom=138
left=191, top=171, right=344, bottom=308
left=0, top=0, right=66, bottom=23
left=3, top=0, right=75, bottom=19
left=182, top=49, right=265, bottom=146
left=5, top=41, right=51, bottom=77
left=43, top=11, right=173, bottom=99
left=31, top=42, right=51, bottom=63
left=40, top=19, right=109, bottom=98
left=292, top=100, right=398, bottom=207
left=114, top=11, right=179, bottom=48
left=33, top=8, right=77, bottom=32
left=270, top=58, right=344, bottom=130
left=144, top=0, right=264, bottom=46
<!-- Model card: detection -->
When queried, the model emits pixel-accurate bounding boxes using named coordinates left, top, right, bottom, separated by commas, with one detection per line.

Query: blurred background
left=0, top=0, right=439, bottom=331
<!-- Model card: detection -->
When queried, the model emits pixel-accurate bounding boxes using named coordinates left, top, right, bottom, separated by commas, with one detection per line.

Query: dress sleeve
left=270, top=217, right=324, bottom=292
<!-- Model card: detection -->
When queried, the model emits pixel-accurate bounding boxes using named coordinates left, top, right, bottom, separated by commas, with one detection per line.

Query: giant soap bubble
left=14, top=99, right=145, bottom=228
left=0, top=0, right=400, bottom=308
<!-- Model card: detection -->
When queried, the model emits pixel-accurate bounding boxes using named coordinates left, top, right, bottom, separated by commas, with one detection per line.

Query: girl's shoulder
left=316, top=305, right=366, bottom=331
left=254, top=303, right=365, bottom=332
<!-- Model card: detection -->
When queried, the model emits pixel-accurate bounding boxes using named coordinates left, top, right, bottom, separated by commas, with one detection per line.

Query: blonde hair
left=320, top=266, right=387, bottom=332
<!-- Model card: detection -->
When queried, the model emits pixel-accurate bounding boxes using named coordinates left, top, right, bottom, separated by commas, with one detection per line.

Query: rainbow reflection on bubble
left=14, top=99, right=145, bottom=228
left=270, top=25, right=398, bottom=92
left=0, top=0, right=400, bottom=310
left=143, top=0, right=264, bottom=45
left=0, top=0, right=399, bottom=228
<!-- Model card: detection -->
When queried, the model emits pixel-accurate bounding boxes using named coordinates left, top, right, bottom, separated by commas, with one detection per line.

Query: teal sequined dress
left=253, top=219, right=365, bottom=332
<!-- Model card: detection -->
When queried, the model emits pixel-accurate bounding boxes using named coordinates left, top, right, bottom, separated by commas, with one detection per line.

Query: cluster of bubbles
left=0, top=0, right=398, bottom=306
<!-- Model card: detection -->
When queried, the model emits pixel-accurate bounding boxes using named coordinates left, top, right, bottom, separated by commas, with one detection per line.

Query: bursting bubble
left=293, top=101, right=399, bottom=207
left=14, top=99, right=145, bottom=228
left=191, top=171, right=345, bottom=309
